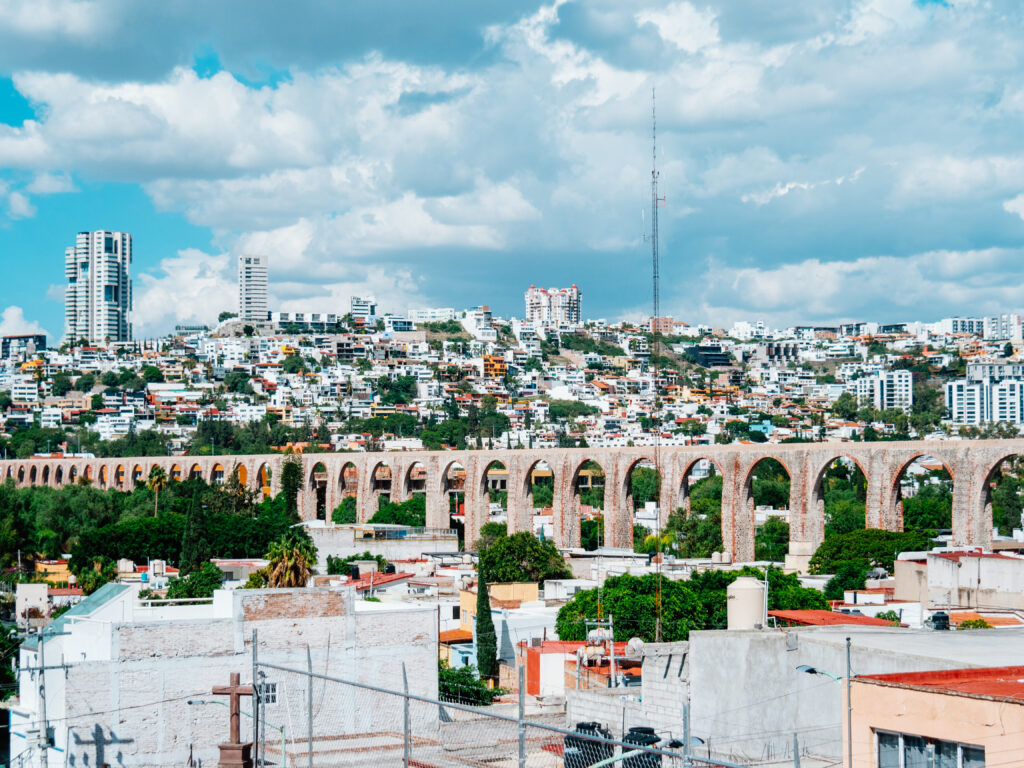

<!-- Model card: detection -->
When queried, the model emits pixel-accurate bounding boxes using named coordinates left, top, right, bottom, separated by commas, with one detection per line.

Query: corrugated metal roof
left=22, top=582, right=130, bottom=649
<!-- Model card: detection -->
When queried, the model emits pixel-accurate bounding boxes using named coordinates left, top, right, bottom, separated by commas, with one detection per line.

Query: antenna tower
left=650, top=88, right=665, bottom=642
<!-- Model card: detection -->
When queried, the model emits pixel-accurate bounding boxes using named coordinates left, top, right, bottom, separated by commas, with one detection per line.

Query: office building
left=64, top=230, right=132, bottom=343
left=946, top=363, right=1024, bottom=425
left=237, top=254, right=268, bottom=322
left=847, top=369, right=913, bottom=413
left=525, top=285, right=581, bottom=326
left=984, top=313, right=1023, bottom=342
left=350, top=296, right=378, bottom=323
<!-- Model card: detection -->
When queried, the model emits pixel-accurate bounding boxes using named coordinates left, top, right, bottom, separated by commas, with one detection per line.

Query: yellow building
left=34, top=559, right=72, bottom=586
left=483, top=355, right=507, bottom=379
left=459, top=582, right=540, bottom=633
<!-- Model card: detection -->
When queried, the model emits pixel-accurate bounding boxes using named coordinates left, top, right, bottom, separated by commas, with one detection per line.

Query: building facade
left=946, top=363, right=1024, bottom=425
left=350, top=296, right=377, bottom=322
left=65, top=230, right=132, bottom=343
left=237, top=254, right=268, bottom=322
left=525, top=285, right=581, bottom=326
left=848, top=370, right=913, bottom=413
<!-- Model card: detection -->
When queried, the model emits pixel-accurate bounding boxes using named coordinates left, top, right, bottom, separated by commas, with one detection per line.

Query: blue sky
left=2, top=0, right=1024, bottom=340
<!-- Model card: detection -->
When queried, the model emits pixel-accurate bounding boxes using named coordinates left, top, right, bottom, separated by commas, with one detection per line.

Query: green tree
left=478, top=531, right=571, bottom=584
left=369, top=496, right=426, bottom=526
left=755, top=518, right=790, bottom=561
left=147, top=465, right=169, bottom=517
left=51, top=374, right=73, bottom=396
left=165, top=561, right=223, bottom=599
left=179, top=495, right=211, bottom=575
left=280, top=456, right=303, bottom=517
left=326, top=551, right=387, bottom=575
left=824, top=561, right=868, bottom=600
left=265, top=529, right=317, bottom=588
left=875, top=609, right=902, bottom=625
left=475, top=575, right=498, bottom=682
left=809, top=529, right=932, bottom=575
left=438, top=660, right=503, bottom=705
left=477, top=521, right=507, bottom=551
left=832, top=391, right=859, bottom=420
left=332, top=496, right=357, bottom=524
left=141, top=366, right=164, bottom=384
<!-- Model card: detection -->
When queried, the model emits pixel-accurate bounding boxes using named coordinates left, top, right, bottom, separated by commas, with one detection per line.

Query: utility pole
left=38, top=630, right=49, bottom=768
left=846, top=636, right=853, bottom=768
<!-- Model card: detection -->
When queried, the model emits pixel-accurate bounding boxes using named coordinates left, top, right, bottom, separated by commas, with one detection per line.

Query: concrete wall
left=926, top=553, right=1024, bottom=610
left=4, top=437, right=1020, bottom=561
left=12, top=588, right=437, bottom=768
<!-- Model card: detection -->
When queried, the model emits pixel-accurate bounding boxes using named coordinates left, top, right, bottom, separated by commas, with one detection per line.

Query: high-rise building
left=847, top=369, right=914, bottom=413
left=350, top=296, right=378, bottom=322
left=64, top=230, right=132, bottom=343
left=524, top=285, right=581, bottom=326
left=238, top=254, right=269, bottom=322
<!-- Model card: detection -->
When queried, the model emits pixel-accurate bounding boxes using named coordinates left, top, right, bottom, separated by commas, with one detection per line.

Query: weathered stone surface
left=4, top=439, right=1012, bottom=560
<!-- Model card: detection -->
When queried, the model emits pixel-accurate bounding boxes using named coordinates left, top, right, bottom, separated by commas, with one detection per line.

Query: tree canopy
left=477, top=531, right=572, bottom=584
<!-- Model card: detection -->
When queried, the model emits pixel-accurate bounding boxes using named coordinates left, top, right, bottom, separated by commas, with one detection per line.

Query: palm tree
left=265, top=531, right=317, bottom=588
left=147, top=465, right=169, bottom=517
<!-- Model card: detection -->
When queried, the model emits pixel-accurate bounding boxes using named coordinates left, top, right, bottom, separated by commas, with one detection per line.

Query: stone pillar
left=604, top=455, right=632, bottom=549
left=785, top=451, right=819, bottom=574
left=720, top=452, right=754, bottom=563
left=864, top=450, right=891, bottom=531
left=506, top=458, right=532, bottom=536
left=390, top=459, right=410, bottom=505
left=425, top=455, right=449, bottom=530
left=356, top=456, right=376, bottom=523
left=946, top=445, right=991, bottom=550
left=658, top=454, right=678, bottom=530
left=463, top=455, right=484, bottom=549
left=552, top=454, right=576, bottom=549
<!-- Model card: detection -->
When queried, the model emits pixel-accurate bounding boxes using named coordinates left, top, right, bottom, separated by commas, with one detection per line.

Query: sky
left=2, top=0, right=1024, bottom=341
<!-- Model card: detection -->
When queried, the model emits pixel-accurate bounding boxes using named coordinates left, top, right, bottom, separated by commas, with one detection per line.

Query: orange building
left=482, top=354, right=507, bottom=379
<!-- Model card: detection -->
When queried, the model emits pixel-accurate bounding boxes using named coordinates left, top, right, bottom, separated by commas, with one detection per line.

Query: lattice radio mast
left=650, top=88, right=665, bottom=642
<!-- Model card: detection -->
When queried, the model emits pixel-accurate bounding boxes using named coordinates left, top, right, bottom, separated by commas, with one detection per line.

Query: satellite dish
left=625, top=637, right=645, bottom=659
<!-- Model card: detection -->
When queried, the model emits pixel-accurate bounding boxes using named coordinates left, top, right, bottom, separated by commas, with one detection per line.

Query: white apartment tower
left=64, top=230, right=132, bottom=343
left=238, top=254, right=269, bottom=322
left=525, top=284, right=581, bottom=326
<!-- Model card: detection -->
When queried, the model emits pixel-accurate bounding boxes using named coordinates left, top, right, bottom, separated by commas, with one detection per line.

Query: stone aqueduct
left=2, top=441, right=1021, bottom=561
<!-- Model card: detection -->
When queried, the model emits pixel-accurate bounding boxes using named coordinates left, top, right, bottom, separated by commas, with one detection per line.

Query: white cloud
left=26, top=171, right=76, bottom=194
left=1003, top=194, right=1024, bottom=222
left=635, top=2, right=720, bottom=54
left=132, top=249, right=236, bottom=336
left=0, top=305, right=49, bottom=338
left=742, top=167, right=865, bottom=205
left=6, top=191, right=35, bottom=218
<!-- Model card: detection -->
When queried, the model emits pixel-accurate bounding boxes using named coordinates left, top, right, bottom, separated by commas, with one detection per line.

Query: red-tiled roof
left=932, top=551, right=1020, bottom=563
left=859, top=666, right=1024, bottom=701
left=48, top=587, right=84, bottom=596
left=769, top=609, right=901, bottom=627
left=439, top=629, right=473, bottom=644
left=348, top=571, right=412, bottom=592
left=948, top=611, right=1024, bottom=627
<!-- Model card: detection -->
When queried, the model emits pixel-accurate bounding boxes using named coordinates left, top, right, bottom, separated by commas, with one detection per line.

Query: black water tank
left=932, top=611, right=950, bottom=631
left=622, top=727, right=661, bottom=768
left=385, top=563, right=396, bottom=574
left=349, top=565, right=360, bottom=580
left=564, top=722, right=614, bottom=768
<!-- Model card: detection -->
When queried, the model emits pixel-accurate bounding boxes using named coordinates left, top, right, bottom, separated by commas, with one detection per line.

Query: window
left=875, top=731, right=984, bottom=768
left=452, top=606, right=460, bottom=620
left=256, top=681, right=277, bottom=704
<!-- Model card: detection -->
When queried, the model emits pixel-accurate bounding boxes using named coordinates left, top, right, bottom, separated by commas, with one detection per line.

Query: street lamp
left=795, top=636, right=853, bottom=768
left=187, top=699, right=287, bottom=768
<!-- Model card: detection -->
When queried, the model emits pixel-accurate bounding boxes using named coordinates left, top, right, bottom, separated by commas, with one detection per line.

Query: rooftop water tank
left=727, top=577, right=765, bottom=630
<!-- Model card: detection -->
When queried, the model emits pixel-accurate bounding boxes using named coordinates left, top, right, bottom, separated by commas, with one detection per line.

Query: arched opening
left=170, top=464, right=182, bottom=482
left=573, top=459, right=606, bottom=550
left=371, top=461, right=392, bottom=509
left=82, top=466, right=93, bottom=485
left=115, top=465, right=125, bottom=489
left=892, top=455, right=953, bottom=533
left=404, top=461, right=427, bottom=503
left=256, top=463, right=271, bottom=499
left=233, top=464, right=248, bottom=487
left=309, top=462, right=328, bottom=520
left=98, top=465, right=108, bottom=488
left=481, top=460, right=508, bottom=523
left=626, top=458, right=661, bottom=552
left=17, top=466, right=25, bottom=485
left=211, top=463, right=225, bottom=484
left=29, top=466, right=37, bottom=484
left=668, top=458, right=724, bottom=557
left=331, top=462, right=357, bottom=522
left=982, top=455, right=1024, bottom=537
left=815, top=457, right=868, bottom=537
left=132, top=465, right=143, bottom=487
left=521, top=459, right=554, bottom=539
left=189, top=463, right=203, bottom=481
left=68, top=466, right=78, bottom=484
left=442, top=461, right=466, bottom=543
left=742, top=458, right=791, bottom=562
left=42, top=466, right=50, bottom=485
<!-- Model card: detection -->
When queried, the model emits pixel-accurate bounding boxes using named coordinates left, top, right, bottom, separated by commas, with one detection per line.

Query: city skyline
left=2, top=1, right=1024, bottom=340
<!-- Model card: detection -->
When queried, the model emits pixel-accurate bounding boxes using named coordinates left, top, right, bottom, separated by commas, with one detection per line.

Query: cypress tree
left=179, top=493, right=210, bottom=575
left=475, top=574, right=498, bottom=682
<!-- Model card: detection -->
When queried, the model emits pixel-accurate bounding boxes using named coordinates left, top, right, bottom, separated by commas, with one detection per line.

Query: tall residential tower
left=65, top=230, right=132, bottom=343
left=238, top=254, right=269, bottom=322
left=524, top=285, right=581, bottom=326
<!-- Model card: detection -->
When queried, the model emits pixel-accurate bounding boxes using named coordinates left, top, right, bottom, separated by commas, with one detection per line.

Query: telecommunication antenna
left=650, top=88, right=666, bottom=642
